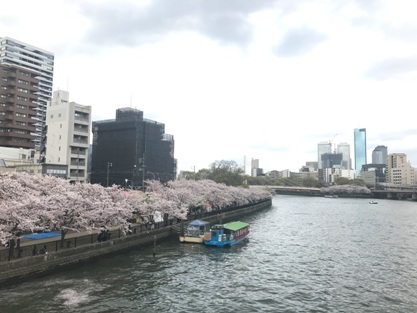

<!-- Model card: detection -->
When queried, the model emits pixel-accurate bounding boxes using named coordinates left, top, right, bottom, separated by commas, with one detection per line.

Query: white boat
left=179, top=220, right=210, bottom=243
left=369, top=200, right=378, bottom=204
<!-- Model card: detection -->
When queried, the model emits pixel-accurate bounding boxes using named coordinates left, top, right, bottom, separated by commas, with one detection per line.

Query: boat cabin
left=186, top=219, right=210, bottom=237
left=205, top=221, right=250, bottom=244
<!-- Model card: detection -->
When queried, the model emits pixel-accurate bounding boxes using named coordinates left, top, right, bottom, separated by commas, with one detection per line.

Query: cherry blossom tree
left=320, top=185, right=371, bottom=195
left=0, top=172, right=272, bottom=245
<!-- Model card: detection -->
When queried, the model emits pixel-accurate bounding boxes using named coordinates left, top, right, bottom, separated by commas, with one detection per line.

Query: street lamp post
left=125, top=179, right=132, bottom=189
left=106, top=162, right=112, bottom=187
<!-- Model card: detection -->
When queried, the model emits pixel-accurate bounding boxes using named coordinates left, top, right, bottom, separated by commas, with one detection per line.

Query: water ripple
left=2, top=196, right=417, bottom=312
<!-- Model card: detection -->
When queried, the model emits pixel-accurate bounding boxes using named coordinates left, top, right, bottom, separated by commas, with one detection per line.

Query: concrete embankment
left=0, top=199, right=272, bottom=286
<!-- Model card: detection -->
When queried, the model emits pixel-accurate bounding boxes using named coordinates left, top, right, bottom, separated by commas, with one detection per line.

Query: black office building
left=321, top=153, right=343, bottom=169
left=90, top=108, right=176, bottom=187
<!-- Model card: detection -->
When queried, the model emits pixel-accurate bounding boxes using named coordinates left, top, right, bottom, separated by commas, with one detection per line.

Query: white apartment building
left=0, top=37, right=54, bottom=153
left=45, top=90, right=91, bottom=182
left=251, top=158, right=260, bottom=177
left=322, top=168, right=355, bottom=184
left=386, top=153, right=415, bottom=186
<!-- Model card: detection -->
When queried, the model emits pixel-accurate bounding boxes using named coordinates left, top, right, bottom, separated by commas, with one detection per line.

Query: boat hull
left=203, top=235, right=248, bottom=247
left=179, top=235, right=204, bottom=243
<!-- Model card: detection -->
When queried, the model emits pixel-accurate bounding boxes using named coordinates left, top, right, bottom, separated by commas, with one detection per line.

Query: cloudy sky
left=2, top=0, right=417, bottom=174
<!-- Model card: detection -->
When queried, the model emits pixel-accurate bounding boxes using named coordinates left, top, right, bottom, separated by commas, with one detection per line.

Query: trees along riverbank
left=0, top=172, right=272, bottom=258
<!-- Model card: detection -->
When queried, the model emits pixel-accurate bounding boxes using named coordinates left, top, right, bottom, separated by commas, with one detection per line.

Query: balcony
left=74, top=118, right=90, bottom=125
left=70, top=161, right=86, bottom=167
left=70, top=150, right=86, bottom=156
left=73, top=126, right=89, bottom=134
left=72, top=138, right=89, bottom=145
left=3, top=131, right=35, bottom=140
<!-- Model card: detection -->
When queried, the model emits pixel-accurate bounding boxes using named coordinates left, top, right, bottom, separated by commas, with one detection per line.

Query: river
left=1, top=195, right=417, bottom=313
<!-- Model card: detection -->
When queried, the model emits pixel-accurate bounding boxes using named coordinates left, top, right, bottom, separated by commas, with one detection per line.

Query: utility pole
left=139, top=154, right=145, bottom=190
left=106, top=162, right=112, bottom=187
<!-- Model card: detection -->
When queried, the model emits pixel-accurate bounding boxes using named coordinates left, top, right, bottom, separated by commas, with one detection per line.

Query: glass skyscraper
left=317, top=141, right=332, bottom=169
left=337, top=142, right=351, bottom=169
left=354, top=128, right=367, bottom=176
left=372, top=145, right=388, bottom=164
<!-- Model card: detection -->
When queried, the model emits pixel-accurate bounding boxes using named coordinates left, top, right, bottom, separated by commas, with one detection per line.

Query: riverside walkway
left=0, top=220, right=170, bottom=263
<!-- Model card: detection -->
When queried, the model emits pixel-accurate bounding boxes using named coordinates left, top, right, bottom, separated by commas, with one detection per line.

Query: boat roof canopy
left=189, top=219, right=210, bottom=226
left=223, top=221, right=249, bottom=231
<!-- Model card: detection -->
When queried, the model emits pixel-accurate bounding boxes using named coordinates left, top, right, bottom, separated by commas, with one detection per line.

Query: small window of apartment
left=17, top=88, right=28, bottom=93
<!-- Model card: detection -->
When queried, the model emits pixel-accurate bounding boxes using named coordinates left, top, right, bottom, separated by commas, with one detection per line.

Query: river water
left=1, top=195, right=417, bottom=313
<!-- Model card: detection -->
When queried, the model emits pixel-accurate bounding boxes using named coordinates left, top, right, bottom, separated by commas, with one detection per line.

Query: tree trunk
left=60, top=230, right=67, bottom=248
left=16, top=238, right=22, bottom=258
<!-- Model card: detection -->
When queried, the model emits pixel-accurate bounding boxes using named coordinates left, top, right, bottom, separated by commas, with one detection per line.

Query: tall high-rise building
left=90, top=108, right=176, bottom=187
left=337, top=142, right=351, bottom=169
left=354, top=128, right=367, bottom=176
left=321, top=153, right=343, bottom=169
left=45, top=90, right=91, bottom=183
left=372, top=145, right=388, bottom=165
left=251, top=158, right=260, bottom=177
left=317, top=141, right=332, bottom=169
left=386, top=153, right=415, bottom=185
left=0, top=37, right=54, bottom=156
left=0, top=64, right=39, bottom=150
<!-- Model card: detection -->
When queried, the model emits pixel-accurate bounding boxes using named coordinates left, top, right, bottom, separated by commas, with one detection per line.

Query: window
left=17, top=79, right=29, bottom=85
left=17, top=88, right=28, bottom=93
left=16, top=113, right=27, bottom=117
left=19, top=71, right=29, bottom=77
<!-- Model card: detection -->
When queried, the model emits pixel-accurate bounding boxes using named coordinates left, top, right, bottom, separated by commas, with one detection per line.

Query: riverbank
left=0, top=198, right=272, bottom=286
